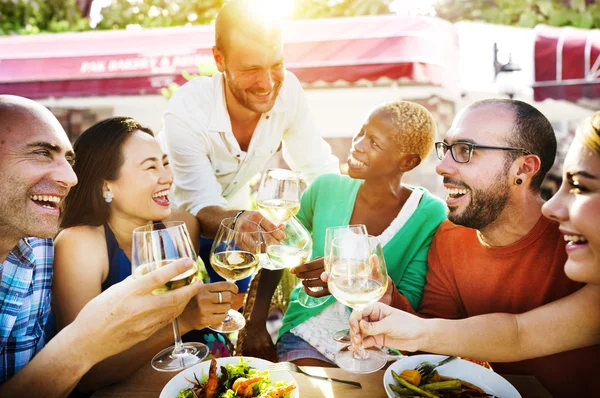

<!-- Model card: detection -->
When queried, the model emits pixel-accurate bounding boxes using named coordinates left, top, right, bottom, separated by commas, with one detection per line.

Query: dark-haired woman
left=53, top=117, right=238, bottom=392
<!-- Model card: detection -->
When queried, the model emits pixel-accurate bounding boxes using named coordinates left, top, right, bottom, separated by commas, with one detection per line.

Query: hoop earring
left=516, top=178, right=523, bottom=185
left=104, top=191, right=113, bottom=203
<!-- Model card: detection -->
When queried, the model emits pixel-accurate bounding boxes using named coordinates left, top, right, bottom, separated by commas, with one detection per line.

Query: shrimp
left=232, top=376, right=264, bottom=397
left=203, top=358, right=219, bottom=398
left=260, top=384, right=296, bottom=398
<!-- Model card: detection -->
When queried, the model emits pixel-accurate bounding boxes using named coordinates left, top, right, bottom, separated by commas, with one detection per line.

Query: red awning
left=0, top=15, right=458, bottom=99
left=534, top=24, right=600, bottom=102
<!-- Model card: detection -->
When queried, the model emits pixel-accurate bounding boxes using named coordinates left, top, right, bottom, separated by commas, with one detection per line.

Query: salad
left=177, top=357, right=296, bottom=398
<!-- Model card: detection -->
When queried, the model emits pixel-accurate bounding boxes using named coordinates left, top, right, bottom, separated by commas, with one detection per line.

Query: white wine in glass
left=328, top=235, right=389, bottom=374
left=131, top=221, right=209, bottom=372
left=264, top=209, right=312, bottom=270
left=209, top=217, right=262, bottom=333
left=256, top=168, right=301, bottom=223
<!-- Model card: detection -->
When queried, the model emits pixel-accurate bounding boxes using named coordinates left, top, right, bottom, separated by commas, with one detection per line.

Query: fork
left=414, top=356, right=458, bottom=378
left=268, top=362, right=362, bottom=388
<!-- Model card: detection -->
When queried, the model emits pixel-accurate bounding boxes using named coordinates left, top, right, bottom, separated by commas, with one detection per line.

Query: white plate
left=383, top=355, right=521, bottom=398
left=160, top=356, right=299, bottom=398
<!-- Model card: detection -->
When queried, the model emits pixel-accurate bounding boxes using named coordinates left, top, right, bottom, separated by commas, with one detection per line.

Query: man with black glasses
left=388, top=99, right=597, bottom=397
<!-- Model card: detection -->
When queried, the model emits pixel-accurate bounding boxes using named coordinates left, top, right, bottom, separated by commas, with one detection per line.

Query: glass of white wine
left=257, top=168, right=301, bottom=223
left=131, top=221, right=209, bottom=372
left=209, top=217, right=262, bottom=333
left=328, top=234, right=389, bottom=374
left=264, top=209, right=312, bottom=270
left=256, top=168, right=318, bottom=307
left=324, top=225, right=370, bottom=342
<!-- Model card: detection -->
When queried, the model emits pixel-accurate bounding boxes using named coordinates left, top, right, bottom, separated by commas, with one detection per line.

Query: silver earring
left=104, top=191, right=113, bottom=203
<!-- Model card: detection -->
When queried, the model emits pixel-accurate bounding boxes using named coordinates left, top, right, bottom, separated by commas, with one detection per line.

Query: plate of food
left=160, top=356, right=299, bottom=398
left=383, top=354, right=521, bottom=398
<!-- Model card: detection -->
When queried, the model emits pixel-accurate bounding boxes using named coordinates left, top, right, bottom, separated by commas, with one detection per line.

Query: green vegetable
left=176, top=389, right=198, bottom=398
left=421, top=380, right=462, bottom=391
left=391, top=370, right=438, bottom=398
left=177, top=358, right=292, bottom=398
left=388, top=383, right=415, bottom=396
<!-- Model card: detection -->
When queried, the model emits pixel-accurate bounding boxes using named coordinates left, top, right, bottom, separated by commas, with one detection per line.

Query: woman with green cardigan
left=277, top=101, right=447, bottom=366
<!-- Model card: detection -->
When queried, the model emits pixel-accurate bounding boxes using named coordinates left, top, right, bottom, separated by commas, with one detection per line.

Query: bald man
left=0, top=95, right=203, bottom=396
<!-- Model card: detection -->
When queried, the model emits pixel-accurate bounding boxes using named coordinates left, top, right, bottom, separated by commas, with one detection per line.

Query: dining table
left=91, top=361, right=553, bottom=398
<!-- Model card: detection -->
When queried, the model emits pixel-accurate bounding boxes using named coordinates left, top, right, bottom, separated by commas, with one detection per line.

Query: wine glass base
left=333, top=329, right=350, bottom=343
left=151, top=343, right=209, bottom=372
left=335, top=345, right=387, bottom=374
left=298, top=290, right=329, bottom=308
left=208, top=309, right=246, bottom=333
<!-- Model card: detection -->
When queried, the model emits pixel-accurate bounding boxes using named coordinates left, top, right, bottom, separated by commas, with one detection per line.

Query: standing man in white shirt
left=159, top=0, right=340, bottom=239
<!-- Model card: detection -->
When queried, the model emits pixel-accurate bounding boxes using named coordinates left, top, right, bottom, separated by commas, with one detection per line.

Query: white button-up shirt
left=158, top=71, right=339, bottom=216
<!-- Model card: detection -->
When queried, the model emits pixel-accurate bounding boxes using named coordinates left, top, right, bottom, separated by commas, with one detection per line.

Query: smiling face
left=106, top=131, right=173, bottom=224
left=0, top=103, right=77, bottom=241
left=215, top=28, right=285, bottom=115
left=436, top=106, right=517, bottom=230
left=347, top=108, right=403, bottom=180
left=542, top=139, right=600, bottom=284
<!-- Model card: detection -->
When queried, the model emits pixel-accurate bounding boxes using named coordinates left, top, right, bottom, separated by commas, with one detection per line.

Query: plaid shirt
left=0, top=238, right=53, bottom=384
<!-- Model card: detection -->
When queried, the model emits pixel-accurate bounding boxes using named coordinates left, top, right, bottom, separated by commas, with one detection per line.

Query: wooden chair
left=235, top=268, right=299, bottom=361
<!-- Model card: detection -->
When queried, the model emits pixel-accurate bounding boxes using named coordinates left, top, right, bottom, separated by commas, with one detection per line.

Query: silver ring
left=217, top=291, right=223, bottom=304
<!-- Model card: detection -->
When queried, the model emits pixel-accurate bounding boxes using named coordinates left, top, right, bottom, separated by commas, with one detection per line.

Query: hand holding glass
left=209, top=217, right=262, bottom=332
left=131, top=221, right=208, bottom=372
left=327, top=234, right=389, bottom=373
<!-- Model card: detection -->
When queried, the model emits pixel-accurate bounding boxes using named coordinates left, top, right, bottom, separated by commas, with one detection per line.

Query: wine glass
left=264, top=209, right=312, bottom=270
left=256, top=168, right=317, bottom=307
left=324, top=225, right=369, bottom=341
left=131, top=221, right=209, bottom=372
left=209, top=217, right=262, bottom=332
left=328, top=234, right=389, bottom=373
left=257, top=168, right=301, bottom=223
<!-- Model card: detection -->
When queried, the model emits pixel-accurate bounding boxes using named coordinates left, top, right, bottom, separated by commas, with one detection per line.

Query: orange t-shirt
left=419, top=216, right=599, bottom=397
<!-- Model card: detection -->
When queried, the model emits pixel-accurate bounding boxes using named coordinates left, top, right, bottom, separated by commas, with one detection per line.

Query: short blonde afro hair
left=376, top=100, right=436, bottom=160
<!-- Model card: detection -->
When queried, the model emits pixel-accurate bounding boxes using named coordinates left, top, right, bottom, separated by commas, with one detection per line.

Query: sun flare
left=253, top=0, right=296, bottom=21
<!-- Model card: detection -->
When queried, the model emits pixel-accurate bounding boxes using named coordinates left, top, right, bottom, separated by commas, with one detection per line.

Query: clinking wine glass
left=256, top=168, right=301, bottom=223
left=327, top=235, right=389, bottom=374
left=324, top=224, right=370, bottom=340
left=264, top=209, right=312, bottom=270
left=256, top=168, right=318, bottom=307
left=131, top=221, right=209, bottom=372
left=209, top=217, right=262, bottom=333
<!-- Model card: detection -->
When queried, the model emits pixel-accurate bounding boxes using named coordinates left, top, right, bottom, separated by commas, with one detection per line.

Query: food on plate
left=177, top=357, right=296, bottom=398
left=390, top=369, right=494, bottom=397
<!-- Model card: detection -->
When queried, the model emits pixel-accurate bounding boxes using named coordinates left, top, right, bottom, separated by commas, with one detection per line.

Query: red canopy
left=0, top=15, right=458, bottom=99
left=534, top=24, right=600, bottom=102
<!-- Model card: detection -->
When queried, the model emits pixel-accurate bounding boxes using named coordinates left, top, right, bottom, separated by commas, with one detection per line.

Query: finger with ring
left=217, top=291, right=223, bottom=304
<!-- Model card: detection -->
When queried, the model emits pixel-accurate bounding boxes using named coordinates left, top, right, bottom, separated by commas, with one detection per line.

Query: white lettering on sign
left=78, top=55, right=215, bottom=75
left=80, top=61, right=106, bottom=73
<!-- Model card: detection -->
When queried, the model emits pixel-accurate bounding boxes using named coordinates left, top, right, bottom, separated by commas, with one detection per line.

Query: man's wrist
left=56, top=321, right=100, bottom=373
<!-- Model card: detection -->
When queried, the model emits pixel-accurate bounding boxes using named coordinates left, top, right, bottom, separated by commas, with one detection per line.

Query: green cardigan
left=278, top=173, right=447, bottom=340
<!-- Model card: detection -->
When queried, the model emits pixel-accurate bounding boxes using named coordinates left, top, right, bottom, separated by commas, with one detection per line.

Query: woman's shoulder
left=55, top=225, right=107, bottom=257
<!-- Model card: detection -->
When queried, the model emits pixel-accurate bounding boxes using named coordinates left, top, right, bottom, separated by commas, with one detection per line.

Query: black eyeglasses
left=435, top=141, right=532, bottom=164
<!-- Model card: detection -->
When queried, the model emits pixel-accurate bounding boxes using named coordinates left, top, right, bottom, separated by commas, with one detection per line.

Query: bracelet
left=232, top=210, right=246, bottom=228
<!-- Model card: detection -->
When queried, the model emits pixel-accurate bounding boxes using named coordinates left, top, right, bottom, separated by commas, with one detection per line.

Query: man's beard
left=447, top=171, right=510, bottom=230
left=224, top=72, right=281, bottom=114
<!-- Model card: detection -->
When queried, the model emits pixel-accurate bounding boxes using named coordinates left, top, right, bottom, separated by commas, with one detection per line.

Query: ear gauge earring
left=516, top=178, right=523, bottom=185
left=104, top=192, right=113, bottom=203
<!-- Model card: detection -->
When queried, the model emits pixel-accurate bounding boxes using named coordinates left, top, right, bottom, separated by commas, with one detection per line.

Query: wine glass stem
left=351, top=308, right=369, bottom=360
left=171, top=317, right=186, bottom=356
